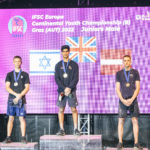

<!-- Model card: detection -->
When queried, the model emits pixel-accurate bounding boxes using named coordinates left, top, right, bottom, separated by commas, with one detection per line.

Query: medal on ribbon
left=123, top=68, right=131, bottom=87
left=62, top=60, right=69, bottom=78
left=13, top=70, right=22, bottom=86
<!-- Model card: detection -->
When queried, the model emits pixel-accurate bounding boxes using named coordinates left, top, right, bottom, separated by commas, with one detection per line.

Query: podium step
left=0, top=142, right=38, bottom=150
left=40, top=135, right=102, bottom=150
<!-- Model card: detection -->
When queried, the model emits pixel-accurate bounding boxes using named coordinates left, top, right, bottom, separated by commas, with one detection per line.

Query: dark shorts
left=118, top=99, right=140, bottom=118
left=57, top=91, right=78, bottom=108
left=7, top=104, right=26, bottom=117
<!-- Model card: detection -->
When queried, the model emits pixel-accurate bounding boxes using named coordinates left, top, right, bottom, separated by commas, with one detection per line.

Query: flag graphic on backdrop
left=29, top=50, right=60, bottom=75
left=66, top=37, right=96, bottom=63
left=100, top=49, right=131, bottom=75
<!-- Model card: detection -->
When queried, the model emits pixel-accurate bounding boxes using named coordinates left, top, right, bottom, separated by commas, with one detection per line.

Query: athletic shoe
left=21, top=136, right=27, bottom=144
left=3, top=137, right=12, bottom=144
left=56, top=129, right=65, bottom=136
left=74, top=129, right=81, bottom=136
left=134, top=143, right=143, bottom=150
left=117, top=142, right=123, bottom=150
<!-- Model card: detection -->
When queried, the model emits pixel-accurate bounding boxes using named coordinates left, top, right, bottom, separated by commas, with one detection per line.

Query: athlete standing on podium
left=3, top=56, right=30, bottom=144
left=116, top=55, right=142, bottom=149
left=55, top=45, right=81, bottom=136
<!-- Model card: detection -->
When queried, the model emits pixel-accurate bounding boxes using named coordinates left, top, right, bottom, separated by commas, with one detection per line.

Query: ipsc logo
left=8, top=16, right=27, bottom=37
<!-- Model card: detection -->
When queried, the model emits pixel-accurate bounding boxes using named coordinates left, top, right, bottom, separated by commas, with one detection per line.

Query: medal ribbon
left=62, top=60, right=69, bottom=74
left=123, top=68, right=131, bottom=83
left=13, top=69, right=22, bottom=83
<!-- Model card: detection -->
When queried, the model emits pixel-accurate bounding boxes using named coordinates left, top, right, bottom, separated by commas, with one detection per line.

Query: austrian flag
left=100, top=49, right=131, bottom=75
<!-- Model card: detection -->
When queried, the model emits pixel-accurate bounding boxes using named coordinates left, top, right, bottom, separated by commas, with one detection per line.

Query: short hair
left=61, top=45, right=70, bottom=52
left=13, top=56, right=22, bottom=61
left=123, top=55, right=131, bottom=60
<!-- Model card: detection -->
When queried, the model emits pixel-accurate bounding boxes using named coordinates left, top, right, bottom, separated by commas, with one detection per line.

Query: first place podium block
left=0, top=142, right=38, bottom=150
left=40, top=135, right=102, bottom=150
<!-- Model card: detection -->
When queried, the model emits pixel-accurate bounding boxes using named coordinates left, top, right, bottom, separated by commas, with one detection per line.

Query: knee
left=8, top=117, right=14, bottom=123
left=19, top=117, right=25, bottom=122
left=71, top=107, right=77, bottom=113
left=132, top=117, right=138, bottom=124
left=59, top=108, right=65, bottom=114
left=119, top=118, right=125, bottom=125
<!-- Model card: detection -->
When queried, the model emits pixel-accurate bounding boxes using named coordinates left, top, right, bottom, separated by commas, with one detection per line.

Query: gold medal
left=126, top=83, right=130, bottom=87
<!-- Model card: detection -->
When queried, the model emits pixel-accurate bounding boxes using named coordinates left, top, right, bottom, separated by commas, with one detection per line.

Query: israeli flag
left=29, top=50, right=60, bottom=75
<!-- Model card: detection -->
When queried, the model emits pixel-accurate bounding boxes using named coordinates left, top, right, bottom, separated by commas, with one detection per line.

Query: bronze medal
left=126, top=83, right=130, bottom=87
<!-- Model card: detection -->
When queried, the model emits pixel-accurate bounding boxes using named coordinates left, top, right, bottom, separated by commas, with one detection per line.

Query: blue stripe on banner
left=30, top=71, right=55, bottom=74
left=30, top=52, right=60, bottom=54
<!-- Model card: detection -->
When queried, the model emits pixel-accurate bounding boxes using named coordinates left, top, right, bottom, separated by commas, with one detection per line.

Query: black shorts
left=56, top=91, right=78, bottom=108
left=118, top=99, right=140, bottom=118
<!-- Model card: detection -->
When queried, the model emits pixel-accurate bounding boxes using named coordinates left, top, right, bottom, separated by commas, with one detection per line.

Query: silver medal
left=63, top=73, right=68, bottom=78
left=14, top=82, right=18, bottom=86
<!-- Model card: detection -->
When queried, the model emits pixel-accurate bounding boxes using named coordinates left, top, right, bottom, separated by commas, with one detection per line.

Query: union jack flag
left=66, top=37, right=96, bottom=63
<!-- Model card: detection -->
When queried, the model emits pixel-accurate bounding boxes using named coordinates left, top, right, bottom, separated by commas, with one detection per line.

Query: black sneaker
left=117, top=142, right=123, bottom=150
left=74, top=129, right=81, bottom=136
left=56, top=129, right=65, bottom=136
left=21, top=136, right=27, bottom=144
left=134, top=143, right=143, bottom=150
left=3, top=137, right=12, bottom=144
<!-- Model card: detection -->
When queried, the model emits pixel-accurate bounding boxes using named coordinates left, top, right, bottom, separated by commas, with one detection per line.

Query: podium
left=40, top=135, right=102, bottom=150
left=0, top=142, right=38, bottom=150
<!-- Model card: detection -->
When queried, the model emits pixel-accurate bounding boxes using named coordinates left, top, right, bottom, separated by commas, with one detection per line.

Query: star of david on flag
left=66, top=37, right=96, bottom=63
left=29, top=50, right=60, bottom=75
